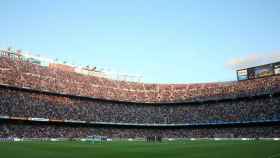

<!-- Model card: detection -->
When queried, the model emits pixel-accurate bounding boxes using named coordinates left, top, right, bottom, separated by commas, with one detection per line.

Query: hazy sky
left=0, top=0, right=279, bottom=83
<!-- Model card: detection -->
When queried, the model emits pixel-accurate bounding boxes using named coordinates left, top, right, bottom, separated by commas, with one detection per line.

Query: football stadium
left=1, top=1, right=280, bottom=158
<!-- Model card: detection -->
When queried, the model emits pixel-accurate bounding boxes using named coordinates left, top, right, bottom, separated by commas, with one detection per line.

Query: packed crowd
left=0, top=123, right=279, bottom=138
left=0, top=51, right=280, bottom=139
left=0, top=53, right=280, bottom=103
left=0, top=87, right=279, bottom=125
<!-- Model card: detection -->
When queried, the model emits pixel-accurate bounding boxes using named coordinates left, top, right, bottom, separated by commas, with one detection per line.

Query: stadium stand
left=0, top=122, right=279, bottom=138
left=0, top=49, right=280, bottom=138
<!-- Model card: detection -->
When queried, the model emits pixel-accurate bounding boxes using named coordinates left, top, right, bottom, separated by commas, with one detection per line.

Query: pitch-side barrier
left=0, top=137, right=279, bottom=142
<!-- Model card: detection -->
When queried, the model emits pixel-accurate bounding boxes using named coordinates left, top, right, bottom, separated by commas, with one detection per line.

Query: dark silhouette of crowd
left=0, top=123, right=279, bottom=138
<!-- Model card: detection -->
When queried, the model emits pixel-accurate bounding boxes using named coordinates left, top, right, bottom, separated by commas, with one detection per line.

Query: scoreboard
left=237, top=62, right=280, bottom=81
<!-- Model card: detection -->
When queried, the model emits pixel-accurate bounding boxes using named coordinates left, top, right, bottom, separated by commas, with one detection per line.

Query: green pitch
left=0, top=140, right=280, bottom=158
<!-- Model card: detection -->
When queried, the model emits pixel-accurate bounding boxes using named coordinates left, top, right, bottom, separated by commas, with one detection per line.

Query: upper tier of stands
left=0, top=50, right=279, bottom=103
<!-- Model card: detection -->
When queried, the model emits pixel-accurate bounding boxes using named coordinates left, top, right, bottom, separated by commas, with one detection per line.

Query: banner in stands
left=0, top=115, right=9, bottom=119
left=30, top=118, right=49, bottom=122
left=49, top=119, right=64, bottom=123
left=64, top=119, right=86, bottom=123
left=10, top=116, right=28, bottom=120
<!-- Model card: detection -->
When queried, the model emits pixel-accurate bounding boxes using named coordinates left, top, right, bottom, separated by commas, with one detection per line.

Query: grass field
left=0, top=140, right=280, bottom=158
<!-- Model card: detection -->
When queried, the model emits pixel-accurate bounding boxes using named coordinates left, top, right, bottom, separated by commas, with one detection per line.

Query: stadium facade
left=0, top=49, right=279, bottom=139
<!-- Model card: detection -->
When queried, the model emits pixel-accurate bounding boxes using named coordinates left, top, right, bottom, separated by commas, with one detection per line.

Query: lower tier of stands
left=0, top=120, right=279, bottom=138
